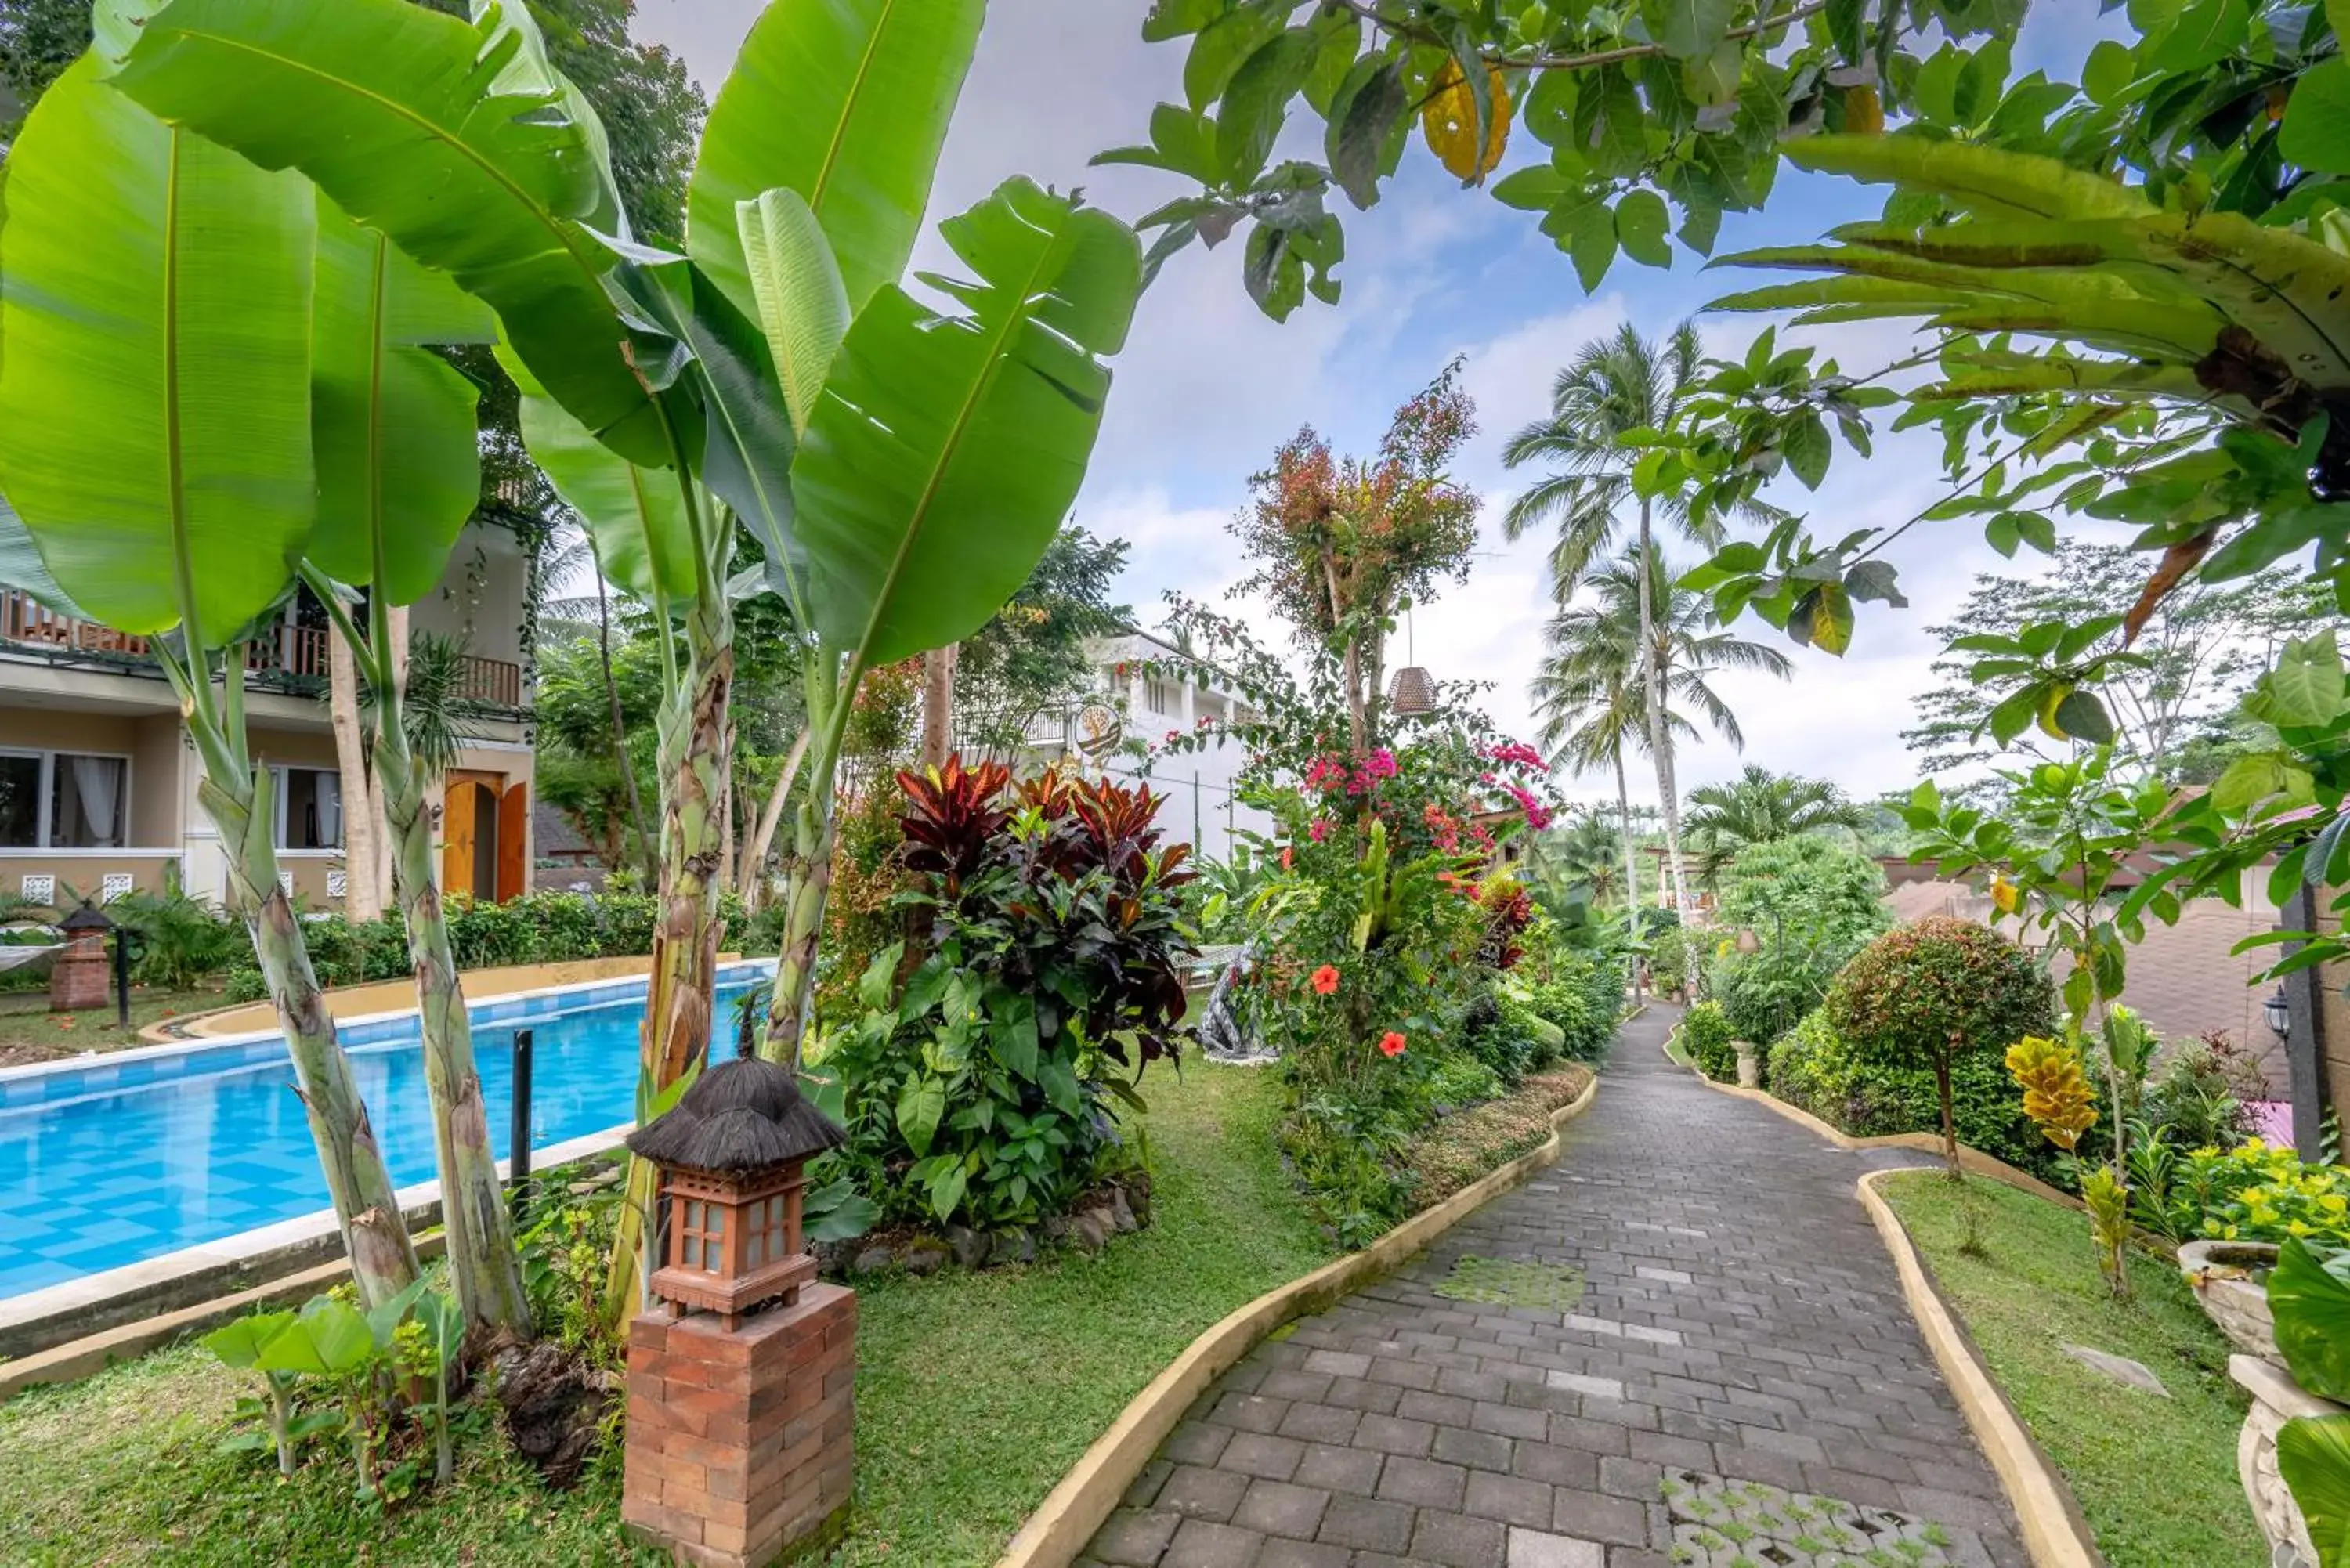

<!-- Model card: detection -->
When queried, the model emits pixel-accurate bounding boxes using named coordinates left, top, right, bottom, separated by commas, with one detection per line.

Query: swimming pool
left=0, top=963, right=774, bottom=1300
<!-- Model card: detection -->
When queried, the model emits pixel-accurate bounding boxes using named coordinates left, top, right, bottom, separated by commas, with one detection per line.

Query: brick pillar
left=624, top=1284, right=856, bottom=1567
left=49, top=934, right=110, bottom=1012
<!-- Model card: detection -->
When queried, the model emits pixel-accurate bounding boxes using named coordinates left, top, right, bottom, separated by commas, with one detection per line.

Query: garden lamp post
left=49, top=899, right=113, bottom=1014
left=2265, top=988, right=2291, bottom=1045
left=622, top=1056, right=856, bottom=1568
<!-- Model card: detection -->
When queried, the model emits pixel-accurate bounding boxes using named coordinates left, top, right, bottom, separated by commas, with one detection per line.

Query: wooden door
left=441, top=780, right=479, bottom=901
left=496, top=782, right=528, bottom=902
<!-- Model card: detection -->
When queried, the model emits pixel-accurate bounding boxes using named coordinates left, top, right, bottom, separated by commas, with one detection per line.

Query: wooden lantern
left=625, top=1056, right=846, bottom=1331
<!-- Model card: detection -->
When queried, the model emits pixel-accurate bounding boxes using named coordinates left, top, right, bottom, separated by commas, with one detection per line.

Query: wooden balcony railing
left=1, top=590, right=526, bottom=710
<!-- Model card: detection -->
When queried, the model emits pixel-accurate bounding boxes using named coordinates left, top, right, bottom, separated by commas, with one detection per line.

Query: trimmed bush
left=1824, top=916, right=2055, bottom=1171
left=1677, top=999, right=1739, bottom=1083
left=1766, top=1007, right=2058, bottom=1178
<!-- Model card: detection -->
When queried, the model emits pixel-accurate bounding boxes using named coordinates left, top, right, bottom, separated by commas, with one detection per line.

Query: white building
left=1014, top=631, right=1274, bottom=865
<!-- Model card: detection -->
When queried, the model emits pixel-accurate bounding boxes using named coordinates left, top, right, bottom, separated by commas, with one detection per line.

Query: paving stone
left=1232, top=1477, right=1331, bottom=1539
left=2061, top=1343, right=2170, bottom=1396
left=1093, top=1507, right=1180, bottom=1566
left=1160, top=1517, right=1266, bottom=1568
left=1292, top=1441, right=1383, bottom=1496
left=1376, top=1453, right=1469, bottom=1509
left=1411, top=1508, right=1509, bottom=1567
left=1507, top=1527, right=1604, bottom=1568
left=1077, top=1006, right=2027, bottom=1568
left=1313, top=1494, right=1415, bottom=1552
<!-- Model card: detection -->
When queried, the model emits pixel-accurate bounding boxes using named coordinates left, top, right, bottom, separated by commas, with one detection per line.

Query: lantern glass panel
left=686, top=1199, right=703, bottom=1231
left=747, top=1230, right=764, bottom=1266
left=701, top=1237, right=720, bottom=1270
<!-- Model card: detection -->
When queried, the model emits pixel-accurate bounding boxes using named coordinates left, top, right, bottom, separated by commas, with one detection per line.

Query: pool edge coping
left=0, top=1123, right=634, bottom=1374
left=0, top=957, right=779, bottom=1089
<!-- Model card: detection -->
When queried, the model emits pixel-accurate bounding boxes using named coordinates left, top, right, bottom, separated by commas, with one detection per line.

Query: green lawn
left=1878, top=1171, right=2263, bottom=1568
left=0, top=986, right=224, bottom=1066
left=0, top=1059, right=1333, bottom=1566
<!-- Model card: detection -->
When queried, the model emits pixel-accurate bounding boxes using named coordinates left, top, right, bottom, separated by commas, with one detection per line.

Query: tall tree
left=1535, top=545, right=1791, bottom=904
left=1904, top=542, right=2339, bottom=778
left=1234, top=362, right=1479, bottom=755
left=1503, top=323, right=1741, bottom=912
left=1682, top=764, right=1867, bottom=885
left=950, top=524, right=1130, bottom=758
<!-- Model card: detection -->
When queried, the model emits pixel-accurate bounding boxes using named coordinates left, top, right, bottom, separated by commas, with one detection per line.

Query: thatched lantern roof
left=626, top=1057, right=844, bottom=1176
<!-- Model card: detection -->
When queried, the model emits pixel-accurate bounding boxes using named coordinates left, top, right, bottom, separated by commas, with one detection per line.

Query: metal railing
left=1, top=589, right=526, bottom=710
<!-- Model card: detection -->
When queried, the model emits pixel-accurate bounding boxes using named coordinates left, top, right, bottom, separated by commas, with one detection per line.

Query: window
left=1144, top=677, right=1174, bottom=716
left=276, top=767, right=343, bottom=851
left=0, top=755, right=35, bottom=848
left=0, top=750, right=128, bottom=848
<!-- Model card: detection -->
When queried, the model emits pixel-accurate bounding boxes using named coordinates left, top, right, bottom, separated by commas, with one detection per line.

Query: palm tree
left=1504, top=320, right=1773, bottom=912
left=1683, top=764, right=1869, bottom=885
left=1542, top=807, right=1625, bottom=905
left=1533, top=545, right=1791, bottom=905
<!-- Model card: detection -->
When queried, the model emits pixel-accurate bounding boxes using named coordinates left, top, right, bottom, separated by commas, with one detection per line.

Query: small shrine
left=621, top=1056, right=854, bottom=1567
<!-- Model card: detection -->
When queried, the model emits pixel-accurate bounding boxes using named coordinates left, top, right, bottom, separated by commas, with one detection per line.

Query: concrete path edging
left=993, top=1070, right=1602, bottom=1568
left=1857, top=1168, right=2107, bottom=1568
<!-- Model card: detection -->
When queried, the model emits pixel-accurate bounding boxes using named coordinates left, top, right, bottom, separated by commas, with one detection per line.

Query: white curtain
left=315, top=769, right=343, bottom=849
left=66, top=755, right=122, bottom=847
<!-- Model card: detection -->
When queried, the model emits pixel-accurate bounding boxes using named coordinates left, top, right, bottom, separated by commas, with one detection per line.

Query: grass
left=1877, top=1170, right=2262, bottom=1568
left=0, top=1060, right=1336, bottom=1566
left=0, top=986, right=224, bottom=1066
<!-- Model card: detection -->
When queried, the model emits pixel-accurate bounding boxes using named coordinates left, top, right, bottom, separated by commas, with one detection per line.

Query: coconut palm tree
left=1533, top=545, right=1791, bottom=905
left=1504, top=321, right=1775, bottom=912
left=1683, top=764, right=1869, bottom=885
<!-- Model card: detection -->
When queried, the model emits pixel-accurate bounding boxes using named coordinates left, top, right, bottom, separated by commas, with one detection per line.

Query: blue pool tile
left=0, top=965, right=773, bottom=1298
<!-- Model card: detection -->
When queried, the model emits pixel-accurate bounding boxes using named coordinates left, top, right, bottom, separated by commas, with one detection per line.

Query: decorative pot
left=2182, top=1239, right=2282, bottom=1363
left=2233, top=1354, right=2337, bottom=1568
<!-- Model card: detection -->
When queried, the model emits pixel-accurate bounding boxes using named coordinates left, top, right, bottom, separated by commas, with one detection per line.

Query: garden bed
left=0, top=987, right=223, bottom=1066
left=0, top=1059, right=1333, bottom=1566
left=1875, top=1170, right=2262, bottom=1568
left=1403, top=1064, right=1593, bottom=1206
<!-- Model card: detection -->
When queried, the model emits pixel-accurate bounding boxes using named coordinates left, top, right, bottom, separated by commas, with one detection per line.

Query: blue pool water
left=0, top=963, right=772, bottom=1299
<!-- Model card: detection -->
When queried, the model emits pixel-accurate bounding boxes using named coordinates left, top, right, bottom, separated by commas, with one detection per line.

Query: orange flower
left=1281, top=847, right=1294, bottom=871
left=1311, top=963, right=1341, bottom=995
left=1379, top=1031, right=1407, bottom=1057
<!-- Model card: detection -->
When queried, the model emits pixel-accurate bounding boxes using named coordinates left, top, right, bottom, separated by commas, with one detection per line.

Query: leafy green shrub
left=1705, top=837, right=1892, bottom=1046
left=525, top=893, right=603, bottom=963
left=1424, top=1053, right=1504, bottom=1110
left=1824, top=916, right=2055, bottom=1170
left=1676, top=999, right=1739, bottom=1082
left=591, top=892, right=657, bottom=959
left=110, top=882, right=242, bottom=990
left=816, top=761, right=1195, bottom=1232
left=446, top=898, right=536, bottom=969
left=224, top=965, right=268, bottom=1003
left=1514, top=946, right=1622, bottom=1063
left=1766, top=1007, right=2058, bottom=1177
left=1645, top=930, right=1690, bottom=995
left=1459, top=993, right=1536, bottom=1087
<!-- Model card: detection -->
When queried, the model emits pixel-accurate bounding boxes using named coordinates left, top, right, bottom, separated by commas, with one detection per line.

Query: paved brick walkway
left=1080, top=1004, right=2029, bottom=1568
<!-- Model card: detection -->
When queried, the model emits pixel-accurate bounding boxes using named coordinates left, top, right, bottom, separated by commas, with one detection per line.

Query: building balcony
left=1, top=590, right=527, bottom=714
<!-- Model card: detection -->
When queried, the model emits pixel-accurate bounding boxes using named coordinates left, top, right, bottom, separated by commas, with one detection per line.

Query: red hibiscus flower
left=1379, top=1031, right=1407, bottom=1057
left=1311, top=963, right=1341, bottom=995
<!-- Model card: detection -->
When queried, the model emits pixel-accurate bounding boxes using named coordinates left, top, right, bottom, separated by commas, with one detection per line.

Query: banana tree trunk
left=608, top=595, right=735, bottom=1321
left=377, top=730, right=533, bottom=1345
left=327, top=632, right=382, bottom=921
left=739, top=730, right=810, bottom=912
left=200, top=766, right=419, bottom=1309
left=760, top=785, right=839, bottom=1069
left=589, top=539, right=658, bottom=887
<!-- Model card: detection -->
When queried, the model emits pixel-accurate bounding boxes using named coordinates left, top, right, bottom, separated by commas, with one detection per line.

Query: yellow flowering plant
left=2200, top=1139, right=2350, bottom=1250
left=2005, top=1034, right=2097, bottom=1153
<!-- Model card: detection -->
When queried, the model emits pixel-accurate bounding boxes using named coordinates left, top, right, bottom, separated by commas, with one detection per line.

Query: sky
left=632, top=0, right=2127, bottom=812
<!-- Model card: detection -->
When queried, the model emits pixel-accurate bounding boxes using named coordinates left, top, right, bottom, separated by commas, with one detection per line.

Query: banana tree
left=103, top=0, right=1142, bottom=1311
left=298, top=193, right=533, bottom=1343
left=0, top=53, right=421, bottom=1306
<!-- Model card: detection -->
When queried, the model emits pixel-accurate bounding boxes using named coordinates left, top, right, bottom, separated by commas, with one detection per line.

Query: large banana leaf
left=469, top=0, right=627, bottom=240
left=1785, top=134, right=2153, bottom=222
left=2280, top=1414, right=2350, bottom=1568
left=501, top=346, right=697, bottom=607
left=791, top=178, right=1141, bottom=669
left=0, top=55, right=314, bottom=641
left=309, top=200, right=490, bottom=609
left=688, top=0, right=984, bottom=324
left=109, top=0, right=667, bottom=465
left=603, top=251, right=801, bottom=590
left=739, top=188, right=850, bottom=437
left=0, top=492, right=92, bottom=620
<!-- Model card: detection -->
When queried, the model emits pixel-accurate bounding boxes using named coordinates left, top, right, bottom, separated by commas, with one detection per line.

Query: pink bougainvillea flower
left=1165, top=729, right=1180, bottom=743
left=1309, top=818, right=1331, bottom=843
left=1365, top=747, right=1397, bottom=779
left=1379, top=1031, right=1408, bottom=1058
left=1311, top=963, right=1341, bottom=995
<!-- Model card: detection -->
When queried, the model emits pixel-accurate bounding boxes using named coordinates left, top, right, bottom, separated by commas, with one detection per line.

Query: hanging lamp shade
left=1388, top=666, right=1437, bottom=715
